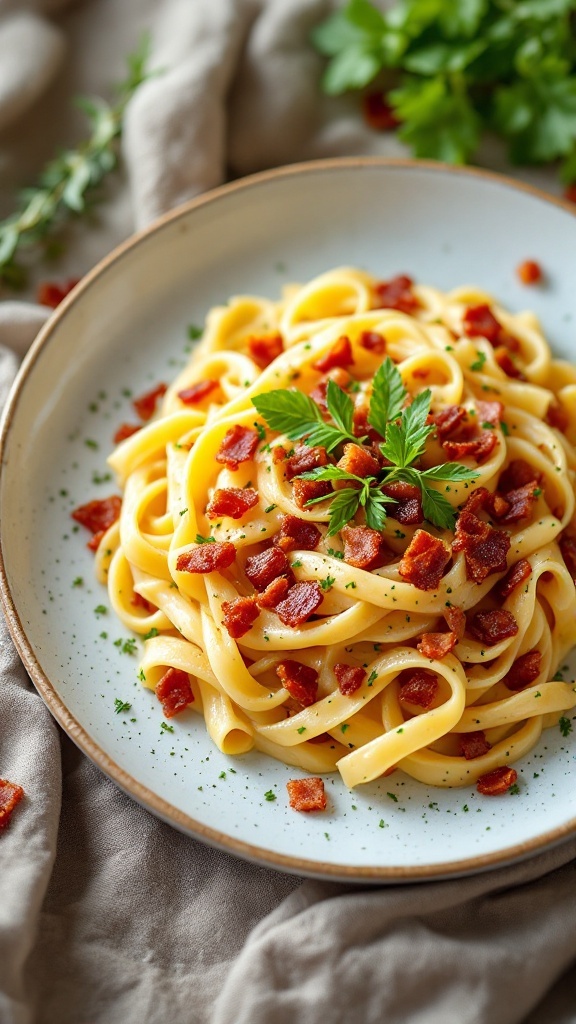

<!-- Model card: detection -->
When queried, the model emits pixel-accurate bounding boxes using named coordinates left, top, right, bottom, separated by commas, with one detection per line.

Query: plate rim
left=2, top=155, right=576, bottom=881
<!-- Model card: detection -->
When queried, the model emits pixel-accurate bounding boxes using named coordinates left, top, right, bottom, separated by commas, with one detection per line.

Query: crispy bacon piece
left=310, top=370, right=352, bottom=412
left=469, top=609, right=518, bottom=646
left=341, top=525, right=391, bottom=571
left=499, top=460, right=538, bottom=493
left=222, top=597, right=259, bottom=639
left=0, top=779, right=24, bottom=830
left=445, top=605, right=466, bottom=638
left=560, top=535, right=576, bottom=584
left=477, top=766, right=517, bottom=795
left=453, top=510, right=510, bottom=583
left=334, top=663, right=366, bottom=696
left=87, top=530, right=105, bottom=552
left=248, top=333, right=284, bottom=368
left=71, top=496, right=122, bottom=538
left=285, top=444, right=328, bottom=481
left=206, top=487, right=259, bottom=520
left=382, top=480, right=423, bottom=525
left=476, top=400, right=504, bottom=426
left=293, top=478, right=332, bottom=510
left=215, top=425, right=259, bottom=471
left=497, top=558, right=532, bottom=599
left=337, top=443, right=381, bottom=479
left=156, top=667, right=193, bottom=718
left=274, top=515, right=321, bottom=553
left=273, top=446, right=287, bottom=463
left=417, top=632, right=457, bottom=659
left=37, top=278, right=79, bottom=308
left=358, top=330, right=386, bottom=353
left=312, top=335, right=354, bottom=373
left=502, top=650, right=541, bottom=691
left=517, top=260, right=542, bottom=285
left=287, top=777, right=327, bottom=812
left=362, top=91, right=400, bottom=131
left=256, top=576, right=291, bottom=609
left=433, top=405, right=467, bottom=441
left=176, top=542, right=236, bottom=574
left=547, top=402, right=570, bottom=433
left=245, top=546, right=294, bottom=591
left=497, top=481, right=538, bottom=524
left=113, top=422, right=141, bottom=443
left=442, top=430, right=497, bottom=464
left=275, top=581, right=323, bottom=627
left=459, top=731, right=491, bottom=760
left=276, top=660, right=318, bottom=706
left=374, top=274, right=419, bottom=315
left=398, top=530, right=451, bottom=591
left=177, top=380, right=219, bottom=405
left=494, top=347, right=525, bottom=380
left=133, top=382, right=167, bottom=421
left=398, top=669, right=439, bottom=709
left=463, top=304, right=503, bottom=345
left=131, top=592, right=154, bottom=612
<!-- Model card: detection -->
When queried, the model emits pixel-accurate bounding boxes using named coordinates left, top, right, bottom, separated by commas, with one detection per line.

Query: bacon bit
left=337, top=443, right=381, bottom=479
left=275, top=580, right=323, bottom=627
left=156, top=667, right=193, bottom=718
left=248, top=333, right=284, bottom=368
left=497, top=558, right=532, bottom=599
left=398, top=669, right=439, bottom=709
left=358, top=330, right=386, bottom=353
left=256, top=576, right=291, bottom=609
left=176, top=542, right=236, bottom=574
left=491, top=493, right=511, bottom=518
left=476, top=400, right=504, bottom=426
left=477, top=766, right=517, bottom=795
left=131, top=592, right=154, bottom=612
left=310, top=369, right=352, bottom=412
left=442, top=430, right=498, bottom=464
left=560, top=535, right=576, bottom=584
left=517, top=260, right=542, bottom=285
left=293, top=478, right=332, bottom=510
left=274, top=515, right=321, bottom=553
left=285, top=444, right=328, bottom=481
left=502, top=650, right=541, bottom=691
left=362, top=91, right=400, bottom=131
left=382, top=480, right=423, bottom=525
left=177, top=380, right=219, bottom=405
left=276, top=660, right=318, bottom=706
left=36, top=278, right=79, bottom=308
left=453, top=510, right=510, bottom=583
left=245, top=546, right=294, bottom=591
left=565, top=184, right=576, bottom=203
left=494, top=346, right=525, bottom=380
left=272, top=446, right=287, bottom=463
left=433, top=405, right=467, bottom=441
left=206, top=487, right=259, bottom=520
left=469, top=609, right=518, bottom=646
left=546, top=401, right=570, bottom=433
left=499, top=459, right=538, bottom=493
left=71, top=496, right=122, bottom=537
left=222, top=596, right=259, bottom=639
left=445, top=605, right=466, bottom=638
left=87, top=530, right=105, bottom=552
left=417, top=632, right=457, bottom=659
left=113, top=422, right=141, bottom=444
left=341, top=524, right=391, bottom=571
left=459, top=731, right=492, bottom=760
left=334, top=663, right=366, bottom=696
left=133, top=383, right=167, bottom=421
left=463, top=303, right=503, bottom=345
left=287, top=777, right=327, bottom=812
left=216, top=425, right=260, bottom=471
left=312, top=335, right=354, bottom=373
left=0, top=779, right=24, bottom=830
left=496, top=481, right=538, bottom=524
left=374, top=274, right=419, bottom=315
left=398, top=530, right=451, bottom=591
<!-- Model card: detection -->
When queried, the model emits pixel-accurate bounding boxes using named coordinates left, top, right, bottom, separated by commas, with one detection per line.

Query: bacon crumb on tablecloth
left=275, top=581, right=323, bottom=627
left=0, top=779, right=24, bottom=830
left=133, top=383, right=167, bottom=421
left=334, top=663, right=366, bottom=696
left=476, top=766, right=517, bottom=795
left=215, top=425, right=260, bottom=470
left=459, top=731, right=492, bottom=760
left=156, top=668, right=193, bottom=718
left=176, top=542, right=236, bottom=574
left=222, top=597, right=259, bottom=639
left=206, top=487, right=259, bottom=520
left=276, top=660, right=318, bottom=706
left=398, top=530, right=451, bottom=591
left=286, top=777, right=327, bottom=812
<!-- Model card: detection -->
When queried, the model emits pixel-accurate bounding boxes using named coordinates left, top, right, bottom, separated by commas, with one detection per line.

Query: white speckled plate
left=2, top=159, right=576, bottom=881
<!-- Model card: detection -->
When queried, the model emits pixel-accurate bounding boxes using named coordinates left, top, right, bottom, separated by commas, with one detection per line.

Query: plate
left=2, top=158, right=576, bottom=882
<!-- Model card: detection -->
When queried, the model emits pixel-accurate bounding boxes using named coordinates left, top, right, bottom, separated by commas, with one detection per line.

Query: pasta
left=82, top=267, right=576, bottom=793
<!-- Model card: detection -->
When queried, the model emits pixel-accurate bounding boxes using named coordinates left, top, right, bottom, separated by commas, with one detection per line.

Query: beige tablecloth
left=1, top=2, right=575, bottom=1023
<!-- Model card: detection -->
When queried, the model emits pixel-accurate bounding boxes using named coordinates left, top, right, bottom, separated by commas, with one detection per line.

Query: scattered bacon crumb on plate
left=516, top=260, right=543, bottom=285
left=287, top=777, right=327, bottom=812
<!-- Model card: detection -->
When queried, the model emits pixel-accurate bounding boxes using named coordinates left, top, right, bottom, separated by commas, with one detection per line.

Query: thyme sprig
left=0, top=33, right=156, bottom=289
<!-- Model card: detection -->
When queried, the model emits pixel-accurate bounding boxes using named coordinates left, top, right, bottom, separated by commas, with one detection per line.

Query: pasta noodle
left=90, top=267, right=576, bottom=793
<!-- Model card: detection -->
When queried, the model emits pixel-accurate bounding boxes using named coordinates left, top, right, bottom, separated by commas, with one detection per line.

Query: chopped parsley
left=264, top=790, right=276, bottom=801
left=114, top=699, right=132, bottom=714
left=559, top=716, right=573, bottom=737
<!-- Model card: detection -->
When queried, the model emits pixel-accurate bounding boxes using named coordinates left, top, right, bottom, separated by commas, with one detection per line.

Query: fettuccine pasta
left=79, top=267, right=576, bottom=796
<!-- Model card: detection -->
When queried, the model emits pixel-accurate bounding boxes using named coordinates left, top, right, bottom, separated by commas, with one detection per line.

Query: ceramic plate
left=2, top=159, right=576, bottom=881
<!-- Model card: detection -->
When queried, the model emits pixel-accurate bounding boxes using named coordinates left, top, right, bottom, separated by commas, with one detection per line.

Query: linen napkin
left=1, top=2, right=575, bottom=1023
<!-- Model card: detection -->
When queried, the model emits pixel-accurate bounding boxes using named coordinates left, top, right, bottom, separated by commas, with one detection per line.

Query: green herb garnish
left=114, top=699, right=132, bottom=714
left=559, top=715, right=573, bottom=737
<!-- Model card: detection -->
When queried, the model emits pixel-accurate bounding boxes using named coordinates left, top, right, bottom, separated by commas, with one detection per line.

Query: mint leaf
left=368, top=356, right=406, bottom=437
left=326, top=379, right=355, bottom=435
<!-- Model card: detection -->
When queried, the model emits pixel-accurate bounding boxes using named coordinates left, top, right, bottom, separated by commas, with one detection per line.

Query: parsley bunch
left=252, top=357, right=479, bottom=535
left=312, top=0, right=576, bottom=180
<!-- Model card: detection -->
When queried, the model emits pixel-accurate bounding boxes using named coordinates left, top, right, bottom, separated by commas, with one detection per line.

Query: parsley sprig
left=311, top=0, right=576, bottom=180
left=252, top=356, right=479, bottom=535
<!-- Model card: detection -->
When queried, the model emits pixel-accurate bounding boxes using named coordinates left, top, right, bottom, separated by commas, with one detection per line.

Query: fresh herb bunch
left=252, top=357, right=479, bottom=535
left=312, top=0, right=576, bottom=178
left=0, top=33, right=155, bottom=289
